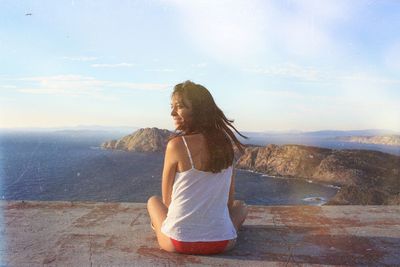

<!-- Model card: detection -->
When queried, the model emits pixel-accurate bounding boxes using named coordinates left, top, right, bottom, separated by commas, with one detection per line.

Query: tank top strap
left=181, top=136, right=194, bottom=169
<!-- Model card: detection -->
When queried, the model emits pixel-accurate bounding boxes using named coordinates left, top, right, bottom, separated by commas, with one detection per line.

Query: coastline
left=237, top=168, right=342, bottom=189
left=236, top=168, right=338, bottom=206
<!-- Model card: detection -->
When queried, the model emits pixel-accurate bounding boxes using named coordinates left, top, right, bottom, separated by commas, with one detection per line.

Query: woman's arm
left=162, top=138, right=179, bottom=207
left=228, top=162, right=236, bottom=211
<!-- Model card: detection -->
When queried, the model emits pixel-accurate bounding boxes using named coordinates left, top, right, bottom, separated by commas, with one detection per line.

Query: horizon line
left=0, top=125, right=399, bottom=134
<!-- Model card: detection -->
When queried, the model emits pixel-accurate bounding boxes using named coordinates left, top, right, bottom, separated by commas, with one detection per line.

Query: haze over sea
left=2, top=128, right=398, bottom=206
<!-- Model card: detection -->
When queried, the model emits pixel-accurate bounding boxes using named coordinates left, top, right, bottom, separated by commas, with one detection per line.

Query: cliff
left=236, top=144, right=400, bottom=205
left=336, top=135, right=400, bottom=146
left=101, top=127, right=173, bottom=152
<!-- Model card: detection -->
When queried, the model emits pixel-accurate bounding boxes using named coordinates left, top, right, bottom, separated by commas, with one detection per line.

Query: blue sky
left=1, top=0, right=399, bottom=132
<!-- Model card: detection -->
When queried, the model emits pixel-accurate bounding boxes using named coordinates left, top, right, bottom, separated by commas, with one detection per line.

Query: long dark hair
left=171, top=80, right=247, bottom=173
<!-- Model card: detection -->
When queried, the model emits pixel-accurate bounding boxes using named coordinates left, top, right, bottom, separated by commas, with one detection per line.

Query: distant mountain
left=70, top=125, right=138, bottom=132
left=0, top=125, right=138, bottom=135
left=239, top=129, right=399, bottom=138
left=236, top=144, right=400, bottom=205
left=234, top=129, right=400, bottom=155
left=102, top=127, right=173, bottom=152
left=335, top=135, right=400, bottom=146
left=301, top=129, right=399, bottom=137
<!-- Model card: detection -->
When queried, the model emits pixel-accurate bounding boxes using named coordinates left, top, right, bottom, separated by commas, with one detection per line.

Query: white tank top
left=161, top=136, right=237, bottom=242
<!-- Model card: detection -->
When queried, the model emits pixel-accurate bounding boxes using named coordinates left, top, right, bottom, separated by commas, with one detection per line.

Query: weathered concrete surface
left=0, top=201, right=399, bottom=267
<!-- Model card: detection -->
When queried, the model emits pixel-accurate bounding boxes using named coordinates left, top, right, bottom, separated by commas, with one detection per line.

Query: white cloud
left=144, top=68, right=175, bottom=72
left=244, top=64, right=326, bottom=81
left=384, top=40, right=400, bottom=71
left=15, top=75, right=170, bottom=99
left=91, top=63, right=135, bottom=68
left=340, top=72, right=400, bottom=85
left=166, top=0, right=269, bottom=65
left=245, top=67, right=400, bottom=131
left=18, top=75, right=107, bottom=99
left=0, top=85, right=17, bottom=89
left=268, top=0, right=354, bottom=57
left=106, top=82, right=171, bottom=91
left=253, top=89, right=305, bottom=100
left=191, top=63, right=207, bottom=68
left=245, top=63, right=400, bottom=85
left=293, top=0, right=351, bottom=21
left=63, top=56, right=98, bottom=61
left=328, top=73, right=400, bottom=131
left=278, top=17, right=332, bottom=57
left=20, top=75, right=103, bottom=89
left=166, top=0, right=356, bottom=64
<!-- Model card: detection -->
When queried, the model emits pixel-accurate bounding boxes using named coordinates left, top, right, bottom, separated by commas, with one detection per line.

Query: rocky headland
left=236, top=144, right=400, bottom=205
left=102, top=128, right=400, bottom=205
left=335, top=135, right=400, bottom=146
left=101, top=127, right=173, bottom=152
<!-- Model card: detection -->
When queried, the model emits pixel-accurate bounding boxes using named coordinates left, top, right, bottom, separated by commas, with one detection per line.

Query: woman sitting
left=147, top=81, right=249, bottom=255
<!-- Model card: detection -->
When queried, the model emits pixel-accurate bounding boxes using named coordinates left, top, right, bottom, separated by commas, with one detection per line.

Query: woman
left=147, top=80, right=248, bottom=254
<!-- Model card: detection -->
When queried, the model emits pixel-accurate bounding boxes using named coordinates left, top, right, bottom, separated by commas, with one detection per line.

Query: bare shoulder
left=166, top=134, right=205, bottom=153
left=166, top=136, right=182, bottom=149
left=166, top=136, right=184, bottom=156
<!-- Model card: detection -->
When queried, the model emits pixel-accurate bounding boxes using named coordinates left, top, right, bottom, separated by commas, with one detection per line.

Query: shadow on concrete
left=216, top=225, right=400, bottom=266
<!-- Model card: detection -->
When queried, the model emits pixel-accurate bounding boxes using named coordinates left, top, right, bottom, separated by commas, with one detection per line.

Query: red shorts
left=170, top=238, right=229, bottom=255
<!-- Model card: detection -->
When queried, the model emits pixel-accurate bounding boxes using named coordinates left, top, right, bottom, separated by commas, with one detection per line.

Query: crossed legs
left=146, top=196, right=249, bottom=253
left=146, top=196, right=176, bottom=252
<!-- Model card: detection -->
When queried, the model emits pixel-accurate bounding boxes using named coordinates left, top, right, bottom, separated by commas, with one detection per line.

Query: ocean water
left=0, top=132, right=339, bottom=205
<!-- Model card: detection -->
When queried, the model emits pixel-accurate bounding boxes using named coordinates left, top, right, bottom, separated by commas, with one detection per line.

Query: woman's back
left=175, top=133, right=210, bottom=173
left=161, top=135, right=237, bottom=242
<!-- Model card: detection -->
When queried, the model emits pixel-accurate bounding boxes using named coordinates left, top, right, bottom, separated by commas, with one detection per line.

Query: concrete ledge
left=1, top=201, right=399, bottom=266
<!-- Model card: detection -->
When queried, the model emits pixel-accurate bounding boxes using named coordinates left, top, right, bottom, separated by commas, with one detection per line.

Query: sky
left=0, top=0, right=399, bottom=132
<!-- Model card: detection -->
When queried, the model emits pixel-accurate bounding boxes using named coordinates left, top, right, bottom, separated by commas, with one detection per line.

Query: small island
left=102, top=127, right=172, bottom=152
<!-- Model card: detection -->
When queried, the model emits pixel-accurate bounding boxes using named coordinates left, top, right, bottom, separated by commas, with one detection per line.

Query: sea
left=1, top=130, right=397, bottom=206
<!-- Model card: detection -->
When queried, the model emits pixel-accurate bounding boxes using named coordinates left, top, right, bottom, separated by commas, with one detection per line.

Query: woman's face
left=170, top=93, right=193, bottom=131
